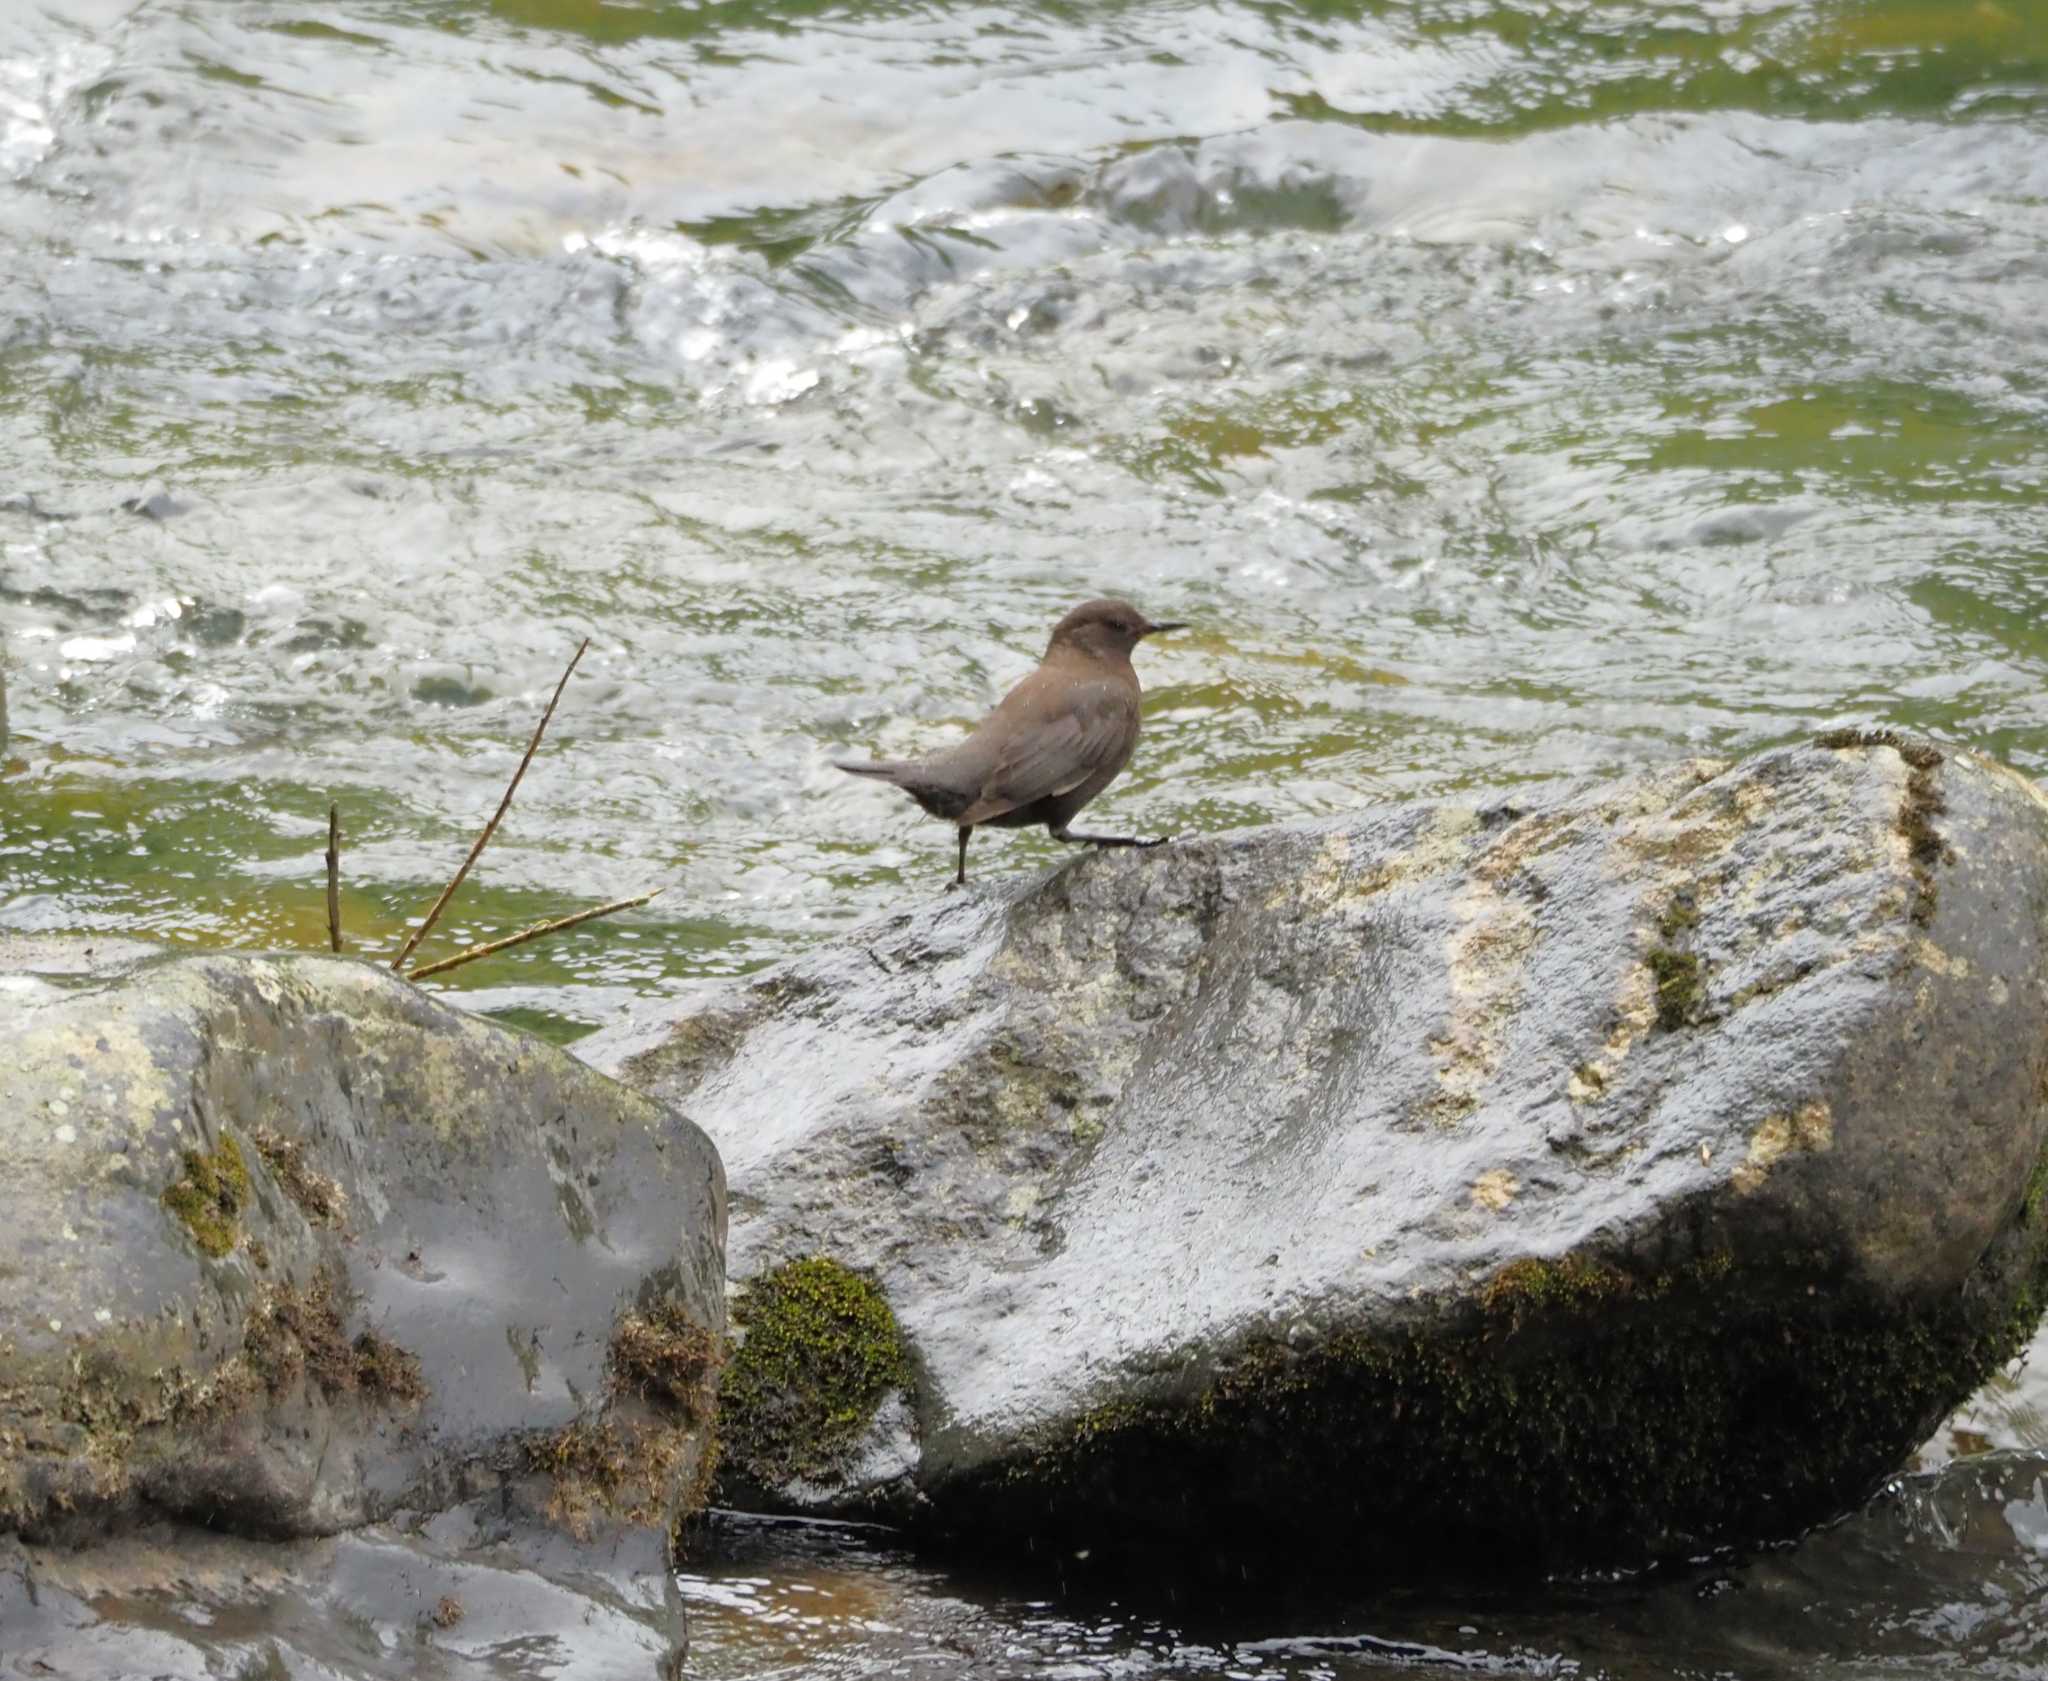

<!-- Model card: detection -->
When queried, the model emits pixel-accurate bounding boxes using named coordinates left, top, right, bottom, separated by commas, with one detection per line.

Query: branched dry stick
left=408, top=889, right=661, bottom=981
left=389, top=637, right=590, bottom=972
left=326, top=803, right=343, bottom=953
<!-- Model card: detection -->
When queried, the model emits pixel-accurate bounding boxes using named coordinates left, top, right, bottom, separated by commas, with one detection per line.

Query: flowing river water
left=3, top=1, right=2047, bottom=1674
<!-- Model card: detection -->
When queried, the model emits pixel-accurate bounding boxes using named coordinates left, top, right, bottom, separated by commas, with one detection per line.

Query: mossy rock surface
left=716, top=1257, right=911, bottom=1503
left=591, top=743, right=2048, bottom=1570
left=160, top=1136, right=253, bottom=1258
left=0, top=950, right=726, bottom=1548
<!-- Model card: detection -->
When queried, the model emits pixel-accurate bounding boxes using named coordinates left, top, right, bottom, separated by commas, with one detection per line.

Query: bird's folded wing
left=958, top=680, right=1134, bottom=826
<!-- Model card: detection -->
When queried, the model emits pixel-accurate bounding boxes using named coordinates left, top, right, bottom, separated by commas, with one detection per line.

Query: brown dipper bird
left=836, top=598, right=1185, bottom=886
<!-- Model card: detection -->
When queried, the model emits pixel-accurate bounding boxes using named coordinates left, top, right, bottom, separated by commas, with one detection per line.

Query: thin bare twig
left=408, top=889, right=661, bottom=981
left=325, top=803, right=343, bottom=953
left=389, top=638, right=590, bottom=971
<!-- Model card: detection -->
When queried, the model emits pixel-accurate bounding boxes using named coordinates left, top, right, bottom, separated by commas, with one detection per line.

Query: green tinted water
left=3, top=2, right=2047, bottom=1668
left=5, top=0, right=2044, bottom=1045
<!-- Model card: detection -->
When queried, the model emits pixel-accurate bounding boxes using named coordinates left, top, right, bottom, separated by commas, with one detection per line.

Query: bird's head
left=1047, top=598, right=1187, bottom=661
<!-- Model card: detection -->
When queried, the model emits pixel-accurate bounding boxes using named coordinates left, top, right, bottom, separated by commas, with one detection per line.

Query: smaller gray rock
left=0, top=951, right=727, bottom=1554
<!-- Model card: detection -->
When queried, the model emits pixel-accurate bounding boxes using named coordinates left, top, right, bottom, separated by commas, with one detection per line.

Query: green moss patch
left=718, top=1257, right=909, bottom=1495
left=1648, top=947, right=1703, bottom=1030
left=161, top=1135, right=252, bottom=1258
left=1647, top=891, right=1705, bottom=1031
left=1478, top=1253, right=1638, bottom=1319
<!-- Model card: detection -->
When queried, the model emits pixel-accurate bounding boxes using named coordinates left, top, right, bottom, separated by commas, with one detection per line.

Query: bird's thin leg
left=953, top=826, right=971, bottom=888
left=1050, top=827, right=1171, bottom=850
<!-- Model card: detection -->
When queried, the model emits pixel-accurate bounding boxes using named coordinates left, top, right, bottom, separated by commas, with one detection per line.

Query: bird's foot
left=1058, top=827, right=1173, bottom=852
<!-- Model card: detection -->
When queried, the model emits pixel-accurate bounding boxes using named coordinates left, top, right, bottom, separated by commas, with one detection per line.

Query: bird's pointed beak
left=1141, top=620, right=1187, bottom=637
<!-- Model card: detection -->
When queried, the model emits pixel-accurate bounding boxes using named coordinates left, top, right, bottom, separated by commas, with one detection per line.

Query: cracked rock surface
left=587, top=740, right=2048, bottom=1570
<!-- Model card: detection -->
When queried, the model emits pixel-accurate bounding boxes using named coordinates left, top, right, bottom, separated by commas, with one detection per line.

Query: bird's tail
left=833, top=757, right=916, bottom=785
left=835, top=756, right=971, bottom=822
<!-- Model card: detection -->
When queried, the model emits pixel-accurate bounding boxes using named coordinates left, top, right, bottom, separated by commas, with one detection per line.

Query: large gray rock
left=586, top=737, right=2048, bottom=1570
left=0, top=951, right=726, bottom=1578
